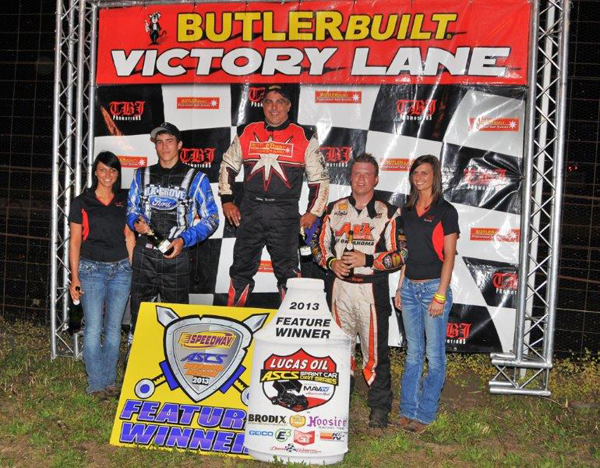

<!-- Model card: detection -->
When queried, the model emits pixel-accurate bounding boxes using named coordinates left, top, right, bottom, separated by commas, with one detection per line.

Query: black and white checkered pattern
left=94, top=83, right=526, bottom=352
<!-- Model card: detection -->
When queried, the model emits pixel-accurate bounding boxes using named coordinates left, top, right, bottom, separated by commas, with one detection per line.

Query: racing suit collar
left=156, top=158, right=184, bottom=173
left=349, top=194, right=378, bottom=218
left=265, top=119, right=291, bottom=131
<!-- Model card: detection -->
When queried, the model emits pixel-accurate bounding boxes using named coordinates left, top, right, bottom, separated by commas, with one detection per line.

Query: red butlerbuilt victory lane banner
left=96, top=0, right=531, bottom=86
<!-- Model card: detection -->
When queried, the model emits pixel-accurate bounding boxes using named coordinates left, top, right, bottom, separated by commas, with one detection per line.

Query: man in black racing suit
left=218, top=85, right=329, bottom=306
left=127, top=122, right=219, bottom=335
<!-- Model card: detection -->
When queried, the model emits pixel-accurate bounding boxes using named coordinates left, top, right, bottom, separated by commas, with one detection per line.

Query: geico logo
left=248, top=414, right=286, bottom=424
left=180, top=352, right=227, bottom=364
left=249, top=430, right=273, bottom=437
left=260, top=370, right=299, bottom=381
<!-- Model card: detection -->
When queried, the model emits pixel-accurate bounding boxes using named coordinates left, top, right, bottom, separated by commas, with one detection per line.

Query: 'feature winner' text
left=275, top=317, right=331, bottom=339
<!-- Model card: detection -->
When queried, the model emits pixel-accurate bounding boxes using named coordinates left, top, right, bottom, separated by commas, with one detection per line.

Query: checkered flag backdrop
left=94, top=82, right=525, bottom=353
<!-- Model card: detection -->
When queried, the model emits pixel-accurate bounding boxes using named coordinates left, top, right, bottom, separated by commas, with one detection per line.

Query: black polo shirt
left=68, top=188, right=129, bottom=263
left=401, top=197, right=460, bottom=280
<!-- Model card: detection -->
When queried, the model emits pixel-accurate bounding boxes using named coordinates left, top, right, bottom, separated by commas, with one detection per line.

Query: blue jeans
left=399, top=278, right=453, bottom=424
left=79, top=257, right=132, bottom=393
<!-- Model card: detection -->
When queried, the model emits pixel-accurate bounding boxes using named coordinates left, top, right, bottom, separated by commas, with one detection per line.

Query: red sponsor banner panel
left=97, top=0, right=530, bottom=85
left=94, top=0, right=532, bottom=355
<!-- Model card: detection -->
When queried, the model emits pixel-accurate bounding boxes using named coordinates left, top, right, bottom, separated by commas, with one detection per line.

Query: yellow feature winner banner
left=110, top=303, right=276, bottom=457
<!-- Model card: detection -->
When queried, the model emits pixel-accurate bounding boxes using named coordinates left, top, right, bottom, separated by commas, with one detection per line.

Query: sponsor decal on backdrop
left=321, top=146, right=353, bottom=167
left=396, top=99, right=436, bottom=121
left=179, top=147, right=215, bottom=168
left=380, top=158, right=411, bottom=172
left=249, top=86, right=266, bottom=106
left=470, top=228, right=520, bottom=243
left=469, top=117, right=520, bottom=131
left=441, top=145, right=522, bottom=215
left=444, top=304, right=503, bottom=352
left=463, top=167, right=508, bottom=190
left=176, top=96, right=220, bottom=109
left=118, top=156, right=147, bottom=168
left=446, top=322, right=472, bottom=345
left=463, top=257, right=519, bottom=309
left=493, top=271, right=518, bottom=296
left=109, top=101, right=146, bottom=120
left=315, top=90, right=362, bottom=104
left=258, top=260, right=274, bottom=274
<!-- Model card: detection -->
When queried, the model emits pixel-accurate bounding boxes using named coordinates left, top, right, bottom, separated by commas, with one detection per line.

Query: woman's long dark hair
left=91, top=151, right=122, bottom=194
left=404, top=155, right=443, bottom=210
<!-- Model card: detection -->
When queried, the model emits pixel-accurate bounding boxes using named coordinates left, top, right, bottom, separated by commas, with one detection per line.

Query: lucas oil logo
left=260, top=348, right=338, bottom=412
left=134, top=306, right=267, bottom=403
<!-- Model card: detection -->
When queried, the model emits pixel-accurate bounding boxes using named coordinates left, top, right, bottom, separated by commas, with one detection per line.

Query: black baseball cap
left=150, top=122, right=181, bottom=141
left=263, top=84, right=292, bottom=103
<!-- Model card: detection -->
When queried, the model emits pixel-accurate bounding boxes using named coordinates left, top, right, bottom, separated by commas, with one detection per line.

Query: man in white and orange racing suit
left=219, top=84, right=329, bottom=306
left=313, top=153, right=407, bottom=429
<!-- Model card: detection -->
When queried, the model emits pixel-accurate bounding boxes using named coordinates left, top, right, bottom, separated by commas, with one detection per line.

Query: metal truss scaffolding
left=489, top=0, right=570, bottom=396
left=50, top=0, right=98, bottom=359
left=50, top=0, right=571, bottom=400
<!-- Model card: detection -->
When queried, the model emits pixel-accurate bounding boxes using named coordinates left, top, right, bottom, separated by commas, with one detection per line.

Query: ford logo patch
left=149, top=196, right=177, bottom=210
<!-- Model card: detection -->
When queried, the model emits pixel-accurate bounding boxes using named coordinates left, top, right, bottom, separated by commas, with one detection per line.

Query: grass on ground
left=0, top=317, right=599, bottom=468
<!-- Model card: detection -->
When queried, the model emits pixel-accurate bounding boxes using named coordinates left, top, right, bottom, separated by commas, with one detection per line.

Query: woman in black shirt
left=394, top=155, right=459, bottom=432
left=69, top=151, right=135, bottom=397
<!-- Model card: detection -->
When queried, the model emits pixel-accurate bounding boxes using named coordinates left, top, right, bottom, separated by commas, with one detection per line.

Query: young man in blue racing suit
left=127, top=122, right=219, bottom=334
